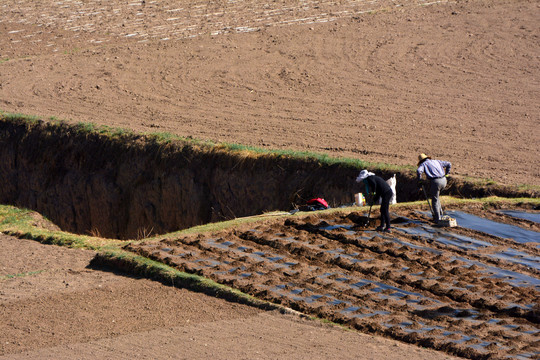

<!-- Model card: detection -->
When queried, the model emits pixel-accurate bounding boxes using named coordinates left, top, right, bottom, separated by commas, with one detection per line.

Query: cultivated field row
left=2, top=0, right=448, bottom=47
left=128, top=208, right=539, bottom=359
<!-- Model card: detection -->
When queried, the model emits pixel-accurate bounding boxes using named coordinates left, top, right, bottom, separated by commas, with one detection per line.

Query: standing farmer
left=356, top=170, right=393, bottom=232
left=416, top=153, right=452, bottom=224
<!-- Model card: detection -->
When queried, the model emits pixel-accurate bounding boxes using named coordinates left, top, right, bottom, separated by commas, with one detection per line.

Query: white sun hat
left=356, top=170, right=375, bottom=182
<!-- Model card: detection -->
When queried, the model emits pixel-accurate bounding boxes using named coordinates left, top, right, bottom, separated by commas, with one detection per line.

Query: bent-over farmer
left=356, top=170, right=393, bottom=232
left=416, top=153, right=452, bottom=223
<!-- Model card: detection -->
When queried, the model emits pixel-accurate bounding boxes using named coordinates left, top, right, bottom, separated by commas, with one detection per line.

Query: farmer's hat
left=417, top=153, right=431, bottom=166
left=356, top=169, right=375, bottom=182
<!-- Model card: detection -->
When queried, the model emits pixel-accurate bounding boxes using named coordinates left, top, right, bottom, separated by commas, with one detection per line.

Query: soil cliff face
left=0, top=118, right=534, bottom=239
left=0, top=119, right=364, bottom=238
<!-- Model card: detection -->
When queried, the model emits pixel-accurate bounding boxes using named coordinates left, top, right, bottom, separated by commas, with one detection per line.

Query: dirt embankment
left=0, top=116, right=536, bottom=239
left=0, top=117, right=361, bottom=238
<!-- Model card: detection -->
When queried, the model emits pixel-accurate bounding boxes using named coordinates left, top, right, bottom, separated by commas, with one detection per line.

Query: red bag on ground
left=306, top=198, right=329, bottom=209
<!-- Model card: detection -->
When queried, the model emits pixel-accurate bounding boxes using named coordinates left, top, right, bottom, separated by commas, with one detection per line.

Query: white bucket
left=354, top=193, right=365, bottom=206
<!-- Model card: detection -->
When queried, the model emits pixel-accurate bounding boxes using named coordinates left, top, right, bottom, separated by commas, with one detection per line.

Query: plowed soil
left=0, top=0, right=539, bottom=186
left=126, top=202, right=539, bottom=359
left=1, top=0, right=539, bottom=359
left=0, top=232, right=461, bottom=360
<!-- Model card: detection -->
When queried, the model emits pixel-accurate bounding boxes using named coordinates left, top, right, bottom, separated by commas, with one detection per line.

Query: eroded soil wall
left=0, top=118, right=534, bottom=239
left=0, top=119, right=363, bottom=238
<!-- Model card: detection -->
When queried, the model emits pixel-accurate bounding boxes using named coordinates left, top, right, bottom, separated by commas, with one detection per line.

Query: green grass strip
left=0, top=270, right=46, bottom=281
left=0, top=204, right=121, bottom=250
left=0, top=110, right=40, bottom=123
left=220, top=141, right=406, bottom=172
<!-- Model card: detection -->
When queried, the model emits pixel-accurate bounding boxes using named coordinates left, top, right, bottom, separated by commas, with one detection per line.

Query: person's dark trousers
left=380, top=191, right=393, bottom=229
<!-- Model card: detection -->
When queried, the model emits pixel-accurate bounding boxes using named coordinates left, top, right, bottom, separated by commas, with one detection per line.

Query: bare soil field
left=126, top=201, right=539, bottom=359
left=1, top=0, right=539, bottom=359
left=0, top=0, right=539, bottom=187
left=2, top=200, right=537, bottom=359
left=0, top=233, right=461, bottom=360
